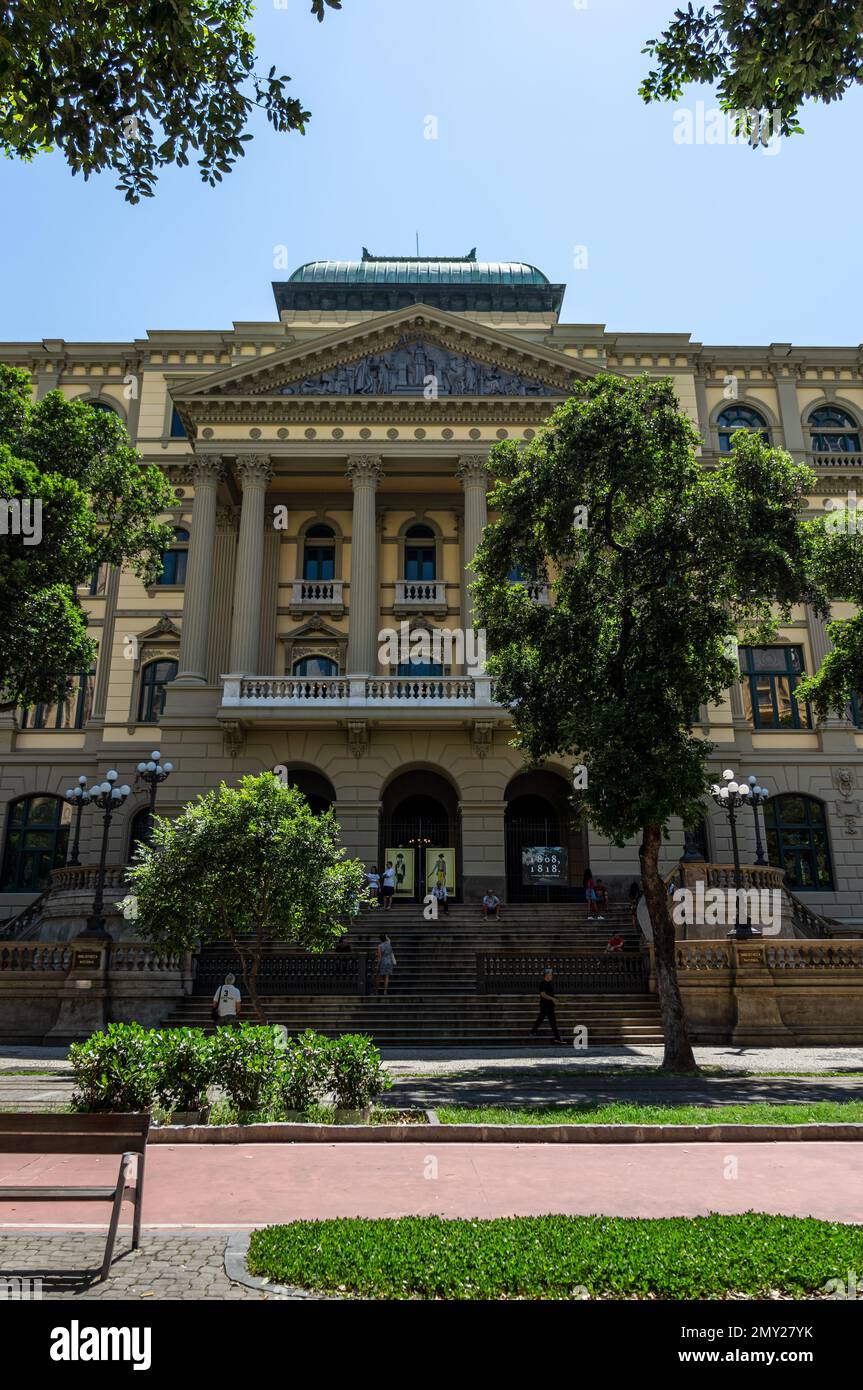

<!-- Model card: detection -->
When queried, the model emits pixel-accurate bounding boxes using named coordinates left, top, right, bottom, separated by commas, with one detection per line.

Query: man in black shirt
left=531, top=967, right=563, bottom=1043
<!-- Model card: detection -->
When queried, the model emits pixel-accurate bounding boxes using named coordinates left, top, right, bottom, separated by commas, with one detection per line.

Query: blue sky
left=2, top=0, right=861, bottom=346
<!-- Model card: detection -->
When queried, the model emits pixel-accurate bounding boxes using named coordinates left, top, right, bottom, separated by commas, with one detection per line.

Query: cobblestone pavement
left=0, top=1231, right=289, bottom=1300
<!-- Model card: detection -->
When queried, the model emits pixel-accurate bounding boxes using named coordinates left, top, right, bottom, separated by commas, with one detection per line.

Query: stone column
left=176, top=457, right=224, bottom=683
left=346, top=456, right=383, bottom=675
left=228, top=456, right=273, bottom=674
left=770, top=361, right=806, bottom=460
left=456, top=455, right=488, bottom=633
left=206, top=507, right=238, bottom=685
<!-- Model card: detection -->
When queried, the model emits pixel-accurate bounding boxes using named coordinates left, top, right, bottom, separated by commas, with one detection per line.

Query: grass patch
left=437, top=1100, right=863, bottom=1126
left=247, top=1212, right=863, bottom=1299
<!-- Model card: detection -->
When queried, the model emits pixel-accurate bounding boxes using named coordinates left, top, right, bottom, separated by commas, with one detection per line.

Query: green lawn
left=437, top=1100, right=863, bottom=1125
left=247, top=1213, right=863, bottom=1299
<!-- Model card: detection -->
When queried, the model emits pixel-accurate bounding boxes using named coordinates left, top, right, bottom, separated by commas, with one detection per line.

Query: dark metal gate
left=505, top=813, right=584, bottom=903
left=379, top=806, right=452, bottom=901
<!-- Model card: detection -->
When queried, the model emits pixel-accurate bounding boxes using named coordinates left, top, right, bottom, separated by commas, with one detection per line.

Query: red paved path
left=0, top=1143, right=861, bottom=1228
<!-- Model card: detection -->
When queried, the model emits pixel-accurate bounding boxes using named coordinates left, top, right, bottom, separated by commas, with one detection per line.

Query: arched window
left=127, top=807, right=153, bottom=861
left=717, top=405, right=770, bottom=453
left=157, top=528, right=189, bottom=585
left=765, top=794, right=834, bottom=891
left=88, top=399, right=121, bottom=417
left=138, top=659, right=177, bottom=723
left=169, top=407, right=187, bottom=439
left=404, top=524, right=436, bottom=581
left=0, top=795, right=71, bottom=893
left=809, top=406, right=861, bottom=455
left=303, top=524, right=335, bottom=581
left=292, top=656, right=338, bottom=678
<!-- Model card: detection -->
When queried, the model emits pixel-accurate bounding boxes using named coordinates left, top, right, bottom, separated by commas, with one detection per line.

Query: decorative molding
left=472, top=719, right=494, bottom=758
left=235, top=455, right=272, bottom=489
left=346, top=454, right=384, bottom=488
left=456, top=454, right=489, bottom=489
left=221, top=720, right=245, bottom=757
left=346, top=719, right=369, bottom=758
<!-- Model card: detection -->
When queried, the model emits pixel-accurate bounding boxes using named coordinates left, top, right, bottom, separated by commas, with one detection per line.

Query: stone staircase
left=165, top=902, right=665, bottom=1046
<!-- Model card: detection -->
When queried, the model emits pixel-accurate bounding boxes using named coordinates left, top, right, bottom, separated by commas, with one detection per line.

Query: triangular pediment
left=172, top=303, right=597, bottom=408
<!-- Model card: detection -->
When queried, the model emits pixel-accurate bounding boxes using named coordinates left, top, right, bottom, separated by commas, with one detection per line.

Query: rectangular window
left=738, top=646, right=812, bottom=730
left=20, top=670, right=95, bottom=731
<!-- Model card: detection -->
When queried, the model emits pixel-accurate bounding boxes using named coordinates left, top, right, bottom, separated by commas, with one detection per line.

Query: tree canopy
left=472, top=374, right=823, bottom=1069
left=797, top=504, right=863, bottom=721
left=125, top=772, right=366, bottom=1019
left=641, top=1, right=863, bottom=138
left=0, top=0, right=343, bottom=202
left=0, top=363, right=175, bottom=708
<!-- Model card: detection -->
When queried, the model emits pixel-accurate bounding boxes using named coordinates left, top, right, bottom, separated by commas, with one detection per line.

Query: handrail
left=0, top=890, right=49, bottom=942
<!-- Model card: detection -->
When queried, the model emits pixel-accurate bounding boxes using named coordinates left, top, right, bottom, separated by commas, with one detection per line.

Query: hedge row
left=68, top=1022, right=391, bottom=1116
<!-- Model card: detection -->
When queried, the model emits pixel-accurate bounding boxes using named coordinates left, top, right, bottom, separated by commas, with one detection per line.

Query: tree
left=125, top=772, right=366, bottom=1021
left=796, top=505, right=863, bottom=719
left=0, top=0, right=343, bottom=202
left=472, top=374, right=821, bottom=1071
left=641, top=1, right=863, bottom=139
left=0, top=364, right=175, bottom=709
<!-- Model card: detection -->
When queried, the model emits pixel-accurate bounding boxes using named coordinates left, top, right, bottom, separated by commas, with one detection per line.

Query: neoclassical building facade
left=2, top=250, right=863, bottom=924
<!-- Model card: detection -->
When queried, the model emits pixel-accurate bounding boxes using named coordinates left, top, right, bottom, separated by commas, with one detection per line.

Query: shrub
left=328, top=1034, right=391, bottom=1111
left=153, top=1028, right=213, bottom=1114
left=274, top=1030, right=333, bottom=1114
left=211, top=1024, right=281, bottom=1112
left=69, top=1022, right=159, bottom=1112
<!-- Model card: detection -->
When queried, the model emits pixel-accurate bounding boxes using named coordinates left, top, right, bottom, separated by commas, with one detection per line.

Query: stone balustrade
left=223, top=674, right=498, bottom=709
left=289, top=578, right=344, bottom=613
left=394, top=579, right=447, bottom=610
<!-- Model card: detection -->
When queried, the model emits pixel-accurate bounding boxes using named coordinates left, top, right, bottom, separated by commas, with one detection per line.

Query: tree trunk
left=639, top=822, right=698, bottom=1073
left=230, top=938, right=266, bottom=1025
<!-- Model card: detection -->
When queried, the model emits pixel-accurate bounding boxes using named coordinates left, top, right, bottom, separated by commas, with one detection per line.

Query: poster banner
left=425, top=846, right=456, bottom=895
left=385, top=848, right=415, bottom=898
left=521, top=845, right=568, bottom=886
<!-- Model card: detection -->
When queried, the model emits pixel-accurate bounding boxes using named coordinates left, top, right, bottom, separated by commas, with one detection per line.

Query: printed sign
left=521, top=845, right=568, bottom=886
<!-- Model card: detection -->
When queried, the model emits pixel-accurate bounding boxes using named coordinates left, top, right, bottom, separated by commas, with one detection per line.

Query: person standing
left=381, top=861, right=396, bottom=911
left=212, top=973, right=241, bottom=1026
left=375, top=933, right=396, bottom=995
left=366, top=864, right=381, bottom=908
left=530, top=968, right=563, bottom=1043
left=583, top=867, right=598, bottom=921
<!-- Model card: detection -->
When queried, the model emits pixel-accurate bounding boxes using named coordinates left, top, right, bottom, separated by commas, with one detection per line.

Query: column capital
left=216, top=504, right=239, bottom=532
left=189, top=454, right=225, bottom=487
left=346, top=454, right=384, bottom=488
left=235, top=455, right=273, bottom=489
left=456, top=454, right=489, bottom=488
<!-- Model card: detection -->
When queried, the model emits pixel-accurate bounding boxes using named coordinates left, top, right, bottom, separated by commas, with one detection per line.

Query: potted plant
left=273, top=1029, right=332, bottom=1120
left=154, top=1027, right=213, bottom=1124
left=329, top=1033, right=392, bottom=1124
left=69, top=1022, right=159, bottom=1113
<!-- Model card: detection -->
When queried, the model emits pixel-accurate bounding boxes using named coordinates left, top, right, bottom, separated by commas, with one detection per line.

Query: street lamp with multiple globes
left=64, top=775, right=92, bottom=868
left=79, top=771, right=131, bottom=937
left=136, top=750, right=173, bottom=841
left=709, top=769, right=769, bottom=939
left=746, top=774, right=770, bottom=867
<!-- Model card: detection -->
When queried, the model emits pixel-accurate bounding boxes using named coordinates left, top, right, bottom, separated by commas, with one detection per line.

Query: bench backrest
left=0, top=1112, right=150, bottom=1156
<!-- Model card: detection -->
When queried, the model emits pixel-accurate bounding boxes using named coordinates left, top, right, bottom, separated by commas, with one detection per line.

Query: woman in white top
left=381, top=862, right=396, bottom=911
left=366, top=865, right=381, bottom=907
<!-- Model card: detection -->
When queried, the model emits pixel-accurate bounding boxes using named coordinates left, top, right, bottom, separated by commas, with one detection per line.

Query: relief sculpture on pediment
left=275, top=336, right=565, bottom=397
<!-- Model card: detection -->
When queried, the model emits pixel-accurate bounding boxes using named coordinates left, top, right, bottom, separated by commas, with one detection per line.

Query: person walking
left=530, top=968, right=563, bottom=1043
left=212, top=973, right=241, bottom=1026
left=375, top=933, right=396, bottom=995
left=381, top=861, right=396, bottom=911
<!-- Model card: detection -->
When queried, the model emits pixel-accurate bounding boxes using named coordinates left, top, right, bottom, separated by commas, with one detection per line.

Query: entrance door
left=381, top=794, right=451, bottom=901
left=505, top=794, right=583, bottom=903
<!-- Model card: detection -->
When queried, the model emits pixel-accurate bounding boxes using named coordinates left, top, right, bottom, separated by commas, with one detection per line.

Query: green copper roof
left=288, top=249, right=550, bottom=286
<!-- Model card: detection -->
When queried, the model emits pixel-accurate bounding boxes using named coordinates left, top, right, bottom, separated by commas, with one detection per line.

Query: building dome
left=288, top=249, right=550, bottom=287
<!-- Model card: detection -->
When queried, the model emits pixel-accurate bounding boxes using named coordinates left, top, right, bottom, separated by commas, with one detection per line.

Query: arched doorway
left=380, top=770, right=460, bottom=901
left=504, top=770, right=588, bottom=902
left=284, top=769, right=336, bottom=817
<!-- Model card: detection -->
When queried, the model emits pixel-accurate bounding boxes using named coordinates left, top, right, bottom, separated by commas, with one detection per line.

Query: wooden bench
left=0, top=1112, right=149, bottom=1280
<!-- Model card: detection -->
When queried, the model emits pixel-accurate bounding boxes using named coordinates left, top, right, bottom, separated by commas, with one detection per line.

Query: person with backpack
left=212, top=973, right=241, bottom=1026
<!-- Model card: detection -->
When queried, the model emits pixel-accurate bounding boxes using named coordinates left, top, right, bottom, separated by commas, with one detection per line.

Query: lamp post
left=136, top=750, right=173, bottom=841
left=709, top=768, right=762, bottom=939
left=64, top=775, right=92, bottom=868
left=79, top=771, right=131, bottom=937
left=746, top=774, right=770, bottom=867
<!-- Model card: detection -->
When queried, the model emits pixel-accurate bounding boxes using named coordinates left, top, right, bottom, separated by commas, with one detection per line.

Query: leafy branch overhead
left=0, top=0, right=344, bottom=202
left=641, top=1, right=863, bottom=137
